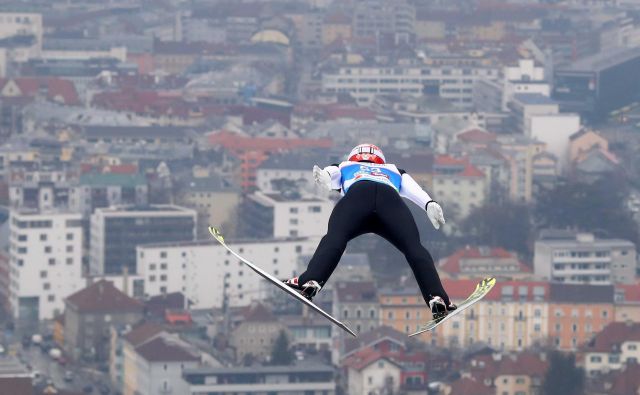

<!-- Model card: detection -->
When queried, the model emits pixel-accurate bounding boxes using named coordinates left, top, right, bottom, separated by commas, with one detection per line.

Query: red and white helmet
left=348, top=143, right=386, bottom=164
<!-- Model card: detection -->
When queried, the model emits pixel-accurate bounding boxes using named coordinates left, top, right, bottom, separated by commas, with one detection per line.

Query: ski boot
left=429, top=295, right=457, bottom=320
left=283, top=277, right=322, bottom=302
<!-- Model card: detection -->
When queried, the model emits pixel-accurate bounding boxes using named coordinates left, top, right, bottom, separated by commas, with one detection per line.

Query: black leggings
left=298, top=180, right=450, bottom=305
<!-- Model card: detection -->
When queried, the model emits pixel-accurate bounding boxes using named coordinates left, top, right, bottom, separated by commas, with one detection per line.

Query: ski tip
left=208, top=226, right=224, bottom=243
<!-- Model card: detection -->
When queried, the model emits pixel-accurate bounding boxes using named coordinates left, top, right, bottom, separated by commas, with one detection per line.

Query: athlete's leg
left=297, top=182, right=375, bottom=286
left=373, top=184, right=451, bottom=305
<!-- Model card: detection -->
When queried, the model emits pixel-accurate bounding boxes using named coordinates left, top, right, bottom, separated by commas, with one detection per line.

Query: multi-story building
left=322, top=64, right=499, bottom=107
left=229, top=302, right=289, bottom=363
left=238, top=192, right=332, bottom=239
left=90, top=205, right=197, bottom=276
left=430, top=155, right=486, bottom=221
left=580, top=322, right=640, bottom=376
left=123, top=331, right=202, bottom=395
left=183, top=364, right=336, bottom=394
left=534, top=230, right=637, bottom=285
left=439, top=246, right=532, bottom=280
left=496, top=134, right=548, bottom=202
left=352, top=0, right=415, bottom=43
left=0, top=12, right=43, bottom=61
left=553, top=46, right=640, bottom=122
left=8, top=167, right=74, bottom=211
left=333, top=281, right=380, bottom=334
left=9, top=210, right=83, bottom=324
left=548, top=283, right=615, bottom=351
left=379, top=279, right=551, bottom=351
left=64, top=280, right=144, bottom=361
left=177, top=174, right=241, bottom=239
left=71, top=172, right=148, bottom=217
left=136, top=237, right=319, bottom=308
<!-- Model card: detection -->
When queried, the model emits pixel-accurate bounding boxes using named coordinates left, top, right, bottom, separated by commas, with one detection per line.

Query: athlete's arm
left=325, top=164, right=342, bottom=191
left=399, top=169, right=446, bottom=229
left=398, top=170, right=432, bottom=209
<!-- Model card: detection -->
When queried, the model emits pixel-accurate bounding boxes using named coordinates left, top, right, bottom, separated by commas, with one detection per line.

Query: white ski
left=208, top=227, right=357, bottom=337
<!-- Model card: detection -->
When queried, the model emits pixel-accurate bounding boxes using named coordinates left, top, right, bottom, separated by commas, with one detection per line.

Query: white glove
left=426, top=201, right=446, bottom=230
left=313, top=165, right=332, bottom=190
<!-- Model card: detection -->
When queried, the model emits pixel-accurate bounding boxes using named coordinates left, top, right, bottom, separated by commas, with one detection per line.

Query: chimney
left=123, top=266, right=129, bottom=296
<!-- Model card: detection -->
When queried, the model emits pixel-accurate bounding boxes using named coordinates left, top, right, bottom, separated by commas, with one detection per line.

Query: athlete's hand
left=426, top=201, right=446, bottom=230
left=313, top=165, right=332, bottom=190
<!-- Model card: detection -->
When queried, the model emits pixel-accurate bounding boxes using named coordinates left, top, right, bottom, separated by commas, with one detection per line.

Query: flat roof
left=185, top=363, right=334, bottom=376
left=560, top=46, right=640, bottom=73
left=513, top=93, right=557, bottom=106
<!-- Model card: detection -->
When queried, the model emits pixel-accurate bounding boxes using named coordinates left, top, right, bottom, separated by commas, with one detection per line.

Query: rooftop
left=184, top=363, right=333, bottom=376
left=135, top=335, right=200, bottom=363
left=581, top=322, right=640, bottom=353
left=79, top=172, right=146, bottom=188
left=66, top=280, right=144, bottom=314
left=513, top=93, right=557, bottom=106
left=561, top=46, right=640, bottom=73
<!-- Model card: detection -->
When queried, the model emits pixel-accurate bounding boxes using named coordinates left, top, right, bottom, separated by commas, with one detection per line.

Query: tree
left=270, top=330, right=294, bottom=365
left=461, top=201, right=534, bottom=258
left=542, top=352, right=584, bottom=395
left=535, top=176, right=639, bottom=245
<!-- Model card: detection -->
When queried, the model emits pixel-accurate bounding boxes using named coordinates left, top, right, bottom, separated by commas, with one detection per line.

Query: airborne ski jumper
left=285, top=143, right=457, bottom=317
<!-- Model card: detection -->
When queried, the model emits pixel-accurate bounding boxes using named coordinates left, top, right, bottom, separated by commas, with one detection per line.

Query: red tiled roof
left=0, top=377, right=33, bottom=395
left=608, top=362, right=640, bottom=395
left=434, top=155, right=485, bottom=178
left=122, top=322, right=165, bottom=346
left=616, top=283, right=640, bottom=303
left=0, top=77, right=79, bottom=105
left=441, top=279, right=549, bottom=302
left=457, top=129, right=497, bottom=143
left=207, top=130, right=332, bottom=153
left=241, top=302, right=277, bottom=323
left=335, top=281, right=377, bottom=303
left=66, top=280, right=144, bottom=314
left=440, top=246, right=530, bottom=274
left=581, top=322, right=640, bottom=353
left=343, top=325, right=407, bottom=357
left=342, top=348, right=402, bottom=371
left=135, top=335, right=200, bottom=363
left=448, top=377, right=493, bottom=395
left=467, top=352, right=548, bottom=384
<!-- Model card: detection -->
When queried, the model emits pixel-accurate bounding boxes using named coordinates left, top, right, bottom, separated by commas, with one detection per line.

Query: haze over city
left=0, top=0, right=639, bottom=394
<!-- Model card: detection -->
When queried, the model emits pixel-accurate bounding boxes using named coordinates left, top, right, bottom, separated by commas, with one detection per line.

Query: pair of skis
left=209, top=227, right=495, bottom=338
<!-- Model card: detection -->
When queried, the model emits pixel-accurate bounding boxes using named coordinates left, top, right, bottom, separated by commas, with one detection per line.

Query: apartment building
left=90, top=205, right=197, bottom=276
left=580, top=322, right=640, bottom=376
left=0, top=12, right=43, bottom=61
left=322, top=64, right=499, bottom=107
left=136, top=237, right=319, bottom=308
left=440, top=246, right=532, bottom=280
left=430, top=155, right=486, bottom=221
left=352, top=0, right=415, bottom=43
left=239, top=191, right=332, bottom=239
left=9, top=210, right=84, bottom=322
left=333, top=281, right=380, bottom=334
left=534, top=230, right=637, bottom=285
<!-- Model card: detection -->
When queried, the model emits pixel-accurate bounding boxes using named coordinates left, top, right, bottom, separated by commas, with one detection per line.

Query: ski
left=410, top=277, right=496, bottom=336
left=208, top=227, right=357, bottom=337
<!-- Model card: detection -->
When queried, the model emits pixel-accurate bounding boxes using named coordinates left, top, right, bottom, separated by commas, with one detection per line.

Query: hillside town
left=0, top=0, right=639, bottom=394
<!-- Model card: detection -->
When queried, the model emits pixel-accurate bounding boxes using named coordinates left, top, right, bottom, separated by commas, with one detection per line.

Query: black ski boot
left=283, top=277, right=322, bottom=302
left=428, top=295, right=457, bottom=319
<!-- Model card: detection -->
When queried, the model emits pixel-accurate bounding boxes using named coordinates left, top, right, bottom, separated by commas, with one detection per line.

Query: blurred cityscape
left=0, top=0, right=639, bottom=394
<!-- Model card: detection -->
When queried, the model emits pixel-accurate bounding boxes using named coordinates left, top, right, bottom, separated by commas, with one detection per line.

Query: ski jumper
left=297, top=161, right=451, bottom=305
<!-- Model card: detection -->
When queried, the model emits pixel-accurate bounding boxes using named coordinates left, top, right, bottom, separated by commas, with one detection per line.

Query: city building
left=64, top=280, right=144, bottom=361
left=238, top=191, right=332, bottom=239
left=123, top=331, right=203, bottom=395
left=534, top=230, right=637, bottom=285
left=580, top=322, right=640, bottom=376
left=8, top=210, right=84, bottom=324
left=284, top=314, right=332, bottom=353
left=322, top=64, right=499, bottom=107
left=430, top=155, right=486, bottom=221
left=333, top=281, right=380, bottom=334
left=352, top=0, right=415, bottom=43
left=548, top=283, right=615, bottom=351
left=344, top=350, right=403, bottom=395
left=177, top=174, right=241, bottom=239
left=229, top=302, right=289, bottom=363
left=0, top=12, right=43, bottom=61
left=71, top=171, right=148, bottom=217
left=553, top=46, right=640, bottom=121
left=495, top=134, right=547, bottom=202
left=136, top=237, right=319, bottom=308
left=439, top=246, right=532, bottom=280
left=183, top=364, right=336, bottom=394
left=90, top=205, right=197, bottom=275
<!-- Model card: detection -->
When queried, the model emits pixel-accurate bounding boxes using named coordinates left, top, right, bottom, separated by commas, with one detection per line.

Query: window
left=40, top=234, right=47, bottom=241
left=295, top=245, right=302, bottom=253
left=308, top=206, right=321, bottom=213
left=149, top=264, right=156, bottom=270
left=289, top=207, right=298, bottom=213
left=160, top=275, right=167, bottom=281
left=590, top=356, right=602, bottom=363
left=343, top=310, right=348, bottom=318
left=149, top=275, right=156, bottom=282
left=66, top=245, right=73, bottom=253
left=370, top=309, right=376, bottom=318
left=17, top=247, right=27, bottom=254
left=160, top=263, right=167, bottom=270
left=44, top=246, right=52, bottom=253
left=290, top=219, right=298, bottom=225
left=17, top=234, right=27, bottom=241
left=48, top=295, right=55, bottom=302
left=160, top=286, right=167, bottom=293
left=48, top=258, right=55, bottom=266
left=43, top=283, right=50, bottom=290
left=40, top=271, right=47, bottom=278
left=66, top=233, right=74, bottom=240
left=66, top=258, right=73, bottom=265
left=160, top=252, right=167, bottom=258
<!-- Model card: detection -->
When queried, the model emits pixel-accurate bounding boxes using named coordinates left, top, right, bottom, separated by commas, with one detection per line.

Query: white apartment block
left=9, top=211, right=84, bottom=320
left=242, top=192, right=333, bottom=239
left=136, top=237, right=320, bottom=308
left=534, top=232, right=637, bottom=285
left=322, top=64, right=499, bottom=108
left=0, top=12, right=43, bottom=61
